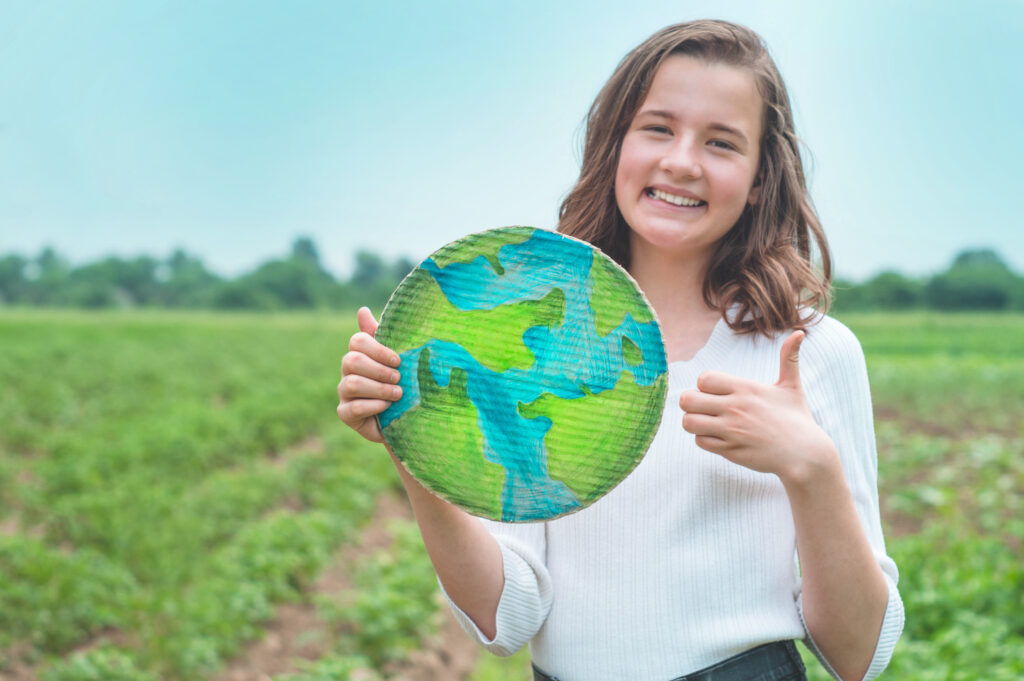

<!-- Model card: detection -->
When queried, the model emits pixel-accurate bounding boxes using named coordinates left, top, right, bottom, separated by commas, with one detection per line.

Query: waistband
left=531, top=639, right=805, bottom=681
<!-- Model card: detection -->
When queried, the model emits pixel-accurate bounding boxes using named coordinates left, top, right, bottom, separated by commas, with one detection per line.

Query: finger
left=337, top=398, right=392, bottom=423
left=349, top=331, right=401, bottom=368
left=357, top=306, right=379, bottom=336
left=695, top=370, right=736, bottom=396
left=694, top=434, right=729, bottom=454
left=681, top=412, right=725, bottom=438
left=678, top=390, right=725, bottom=416
left=776, top=330, right=805, bottom=390
left=341, top=351, right=401, bottom=383
left=339, top=374, right=403, bottom=402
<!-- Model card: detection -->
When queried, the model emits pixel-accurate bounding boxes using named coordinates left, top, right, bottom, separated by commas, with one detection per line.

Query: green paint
left=589, top=255, right=654, bottom=337
left=429, top=226, right=535, bottom=271
left=378, top=267, right=566, bottom=373
left=386, top=349, right=505, bottom=518
left=622, top=335, right=643, bottom=366
left=518, top=370, right=667, bottom=504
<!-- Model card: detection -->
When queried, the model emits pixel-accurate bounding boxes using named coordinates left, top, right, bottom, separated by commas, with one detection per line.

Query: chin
left=630, top=230, right=708, bottom=260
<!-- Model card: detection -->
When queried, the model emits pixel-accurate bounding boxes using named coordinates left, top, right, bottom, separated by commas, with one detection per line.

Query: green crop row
left=840, top=312, right=1024, bottom=435
left=6, top=426, right=400, bottom=678
left=37, top=520, right=442, bottom=681
left=0, top=536, right=138, bottom=652
left=3, top=310, right=1022, bottom=681
left=0, top=310, right=416, bottom=679
left=273, top=520, right=442, bottom=681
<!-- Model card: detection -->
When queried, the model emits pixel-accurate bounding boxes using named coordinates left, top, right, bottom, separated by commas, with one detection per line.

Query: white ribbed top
left=443, top=314, right=904, bottom=681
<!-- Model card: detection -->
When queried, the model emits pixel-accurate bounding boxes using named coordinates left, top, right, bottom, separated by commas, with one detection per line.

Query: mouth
left=646, top=188, right=706, bottom=207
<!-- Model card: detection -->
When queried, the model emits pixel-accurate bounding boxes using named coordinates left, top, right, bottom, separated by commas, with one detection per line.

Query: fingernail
left=392, top=386, right=402, bottom=399
left=390, top=370, right=400, bottom=382
left=391, top=354, right=401, bottom=367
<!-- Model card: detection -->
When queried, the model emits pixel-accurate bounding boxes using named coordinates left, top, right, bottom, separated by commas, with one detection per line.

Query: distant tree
left=830, top=277, right=872, bottom=311
left=36, top=247, right=64, bottom=273
left=351, top=251, right=386, bottom=289
left=62, top=257, right=161, bottom=308
left=951, top=248, right=1007, bottom=269
left=390, top=256, right=416, bottom=284
left=291, top=236, right=323, bottom=270
left=161, top=249, right=220, bottom=307
left=63, top=261, right=119, bottom=308
left=118, top=256, right=162, bottom=305
left=349, top=250, right=405, bottom=309
left=222, top=257, right=339, bottom=310
left=209, top=280, right=281, bottom=310
left=862, top=271, right=924, bottom=309
left=1012, top=279, right=1024, bottom=311
left=29, top=247, right=71, bottom=305
left=0, top=254, right=29, bottom=304
left=925, top=248, right=1020, bottom=310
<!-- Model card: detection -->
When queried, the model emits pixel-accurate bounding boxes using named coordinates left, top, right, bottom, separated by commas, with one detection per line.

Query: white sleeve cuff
left=440, top=537, right=553, bottom=656
left=798, top=574, right=905, bottom=681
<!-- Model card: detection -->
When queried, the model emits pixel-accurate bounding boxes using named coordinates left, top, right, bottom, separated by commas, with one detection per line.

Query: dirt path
left=216, top=491, right=480, bottom=681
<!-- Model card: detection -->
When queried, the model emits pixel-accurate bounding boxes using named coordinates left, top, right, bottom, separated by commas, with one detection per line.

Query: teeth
left=650, top=188, right=703, bottom=207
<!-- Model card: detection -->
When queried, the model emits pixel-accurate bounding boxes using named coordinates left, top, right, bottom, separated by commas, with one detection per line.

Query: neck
left=627, top=239, right=725, bottom=363
left=628, top=241, right=716, bottom=322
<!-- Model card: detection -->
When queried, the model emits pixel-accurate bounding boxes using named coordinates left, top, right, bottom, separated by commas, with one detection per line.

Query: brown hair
left=557, top=19, right=831, bottom=336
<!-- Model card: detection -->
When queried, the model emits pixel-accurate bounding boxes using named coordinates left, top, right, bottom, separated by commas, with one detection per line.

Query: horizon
left=1, top=235, right=1018, bottom=286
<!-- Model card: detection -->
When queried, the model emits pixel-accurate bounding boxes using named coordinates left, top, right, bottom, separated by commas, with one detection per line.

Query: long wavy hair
left=557, top=20, right=831, bottom=336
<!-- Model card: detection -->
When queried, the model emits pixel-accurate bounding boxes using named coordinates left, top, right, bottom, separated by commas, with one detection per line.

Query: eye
left=643, top=125, right=672, bottom=135
left=709, top=139, right=736, bottom=151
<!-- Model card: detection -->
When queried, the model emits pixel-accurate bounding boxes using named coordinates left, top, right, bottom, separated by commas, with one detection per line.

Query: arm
left=791, top=323, right=904, bottom=681
left=388, top=446, right=506, bottom=639
left=782, top=446, right=890, bottom=681
left=679, top=325, right=902, bottom=681
left=337, top=307, right=549, bottom=645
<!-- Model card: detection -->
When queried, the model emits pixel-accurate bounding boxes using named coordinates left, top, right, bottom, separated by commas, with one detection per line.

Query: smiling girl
left=337, top=20, right=903, bottom=681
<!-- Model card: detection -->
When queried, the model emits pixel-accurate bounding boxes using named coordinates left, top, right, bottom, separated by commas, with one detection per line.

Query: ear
left=746, top=182, right=761, bottom=206
left=747, top=170, right=763, bottom=206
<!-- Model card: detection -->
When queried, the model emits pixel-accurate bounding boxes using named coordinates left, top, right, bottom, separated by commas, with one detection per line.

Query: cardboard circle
left=376, top=226, right=667, bottom=522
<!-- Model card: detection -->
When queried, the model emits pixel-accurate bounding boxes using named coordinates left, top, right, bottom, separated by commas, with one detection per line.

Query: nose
left=659, top=137, right=702, bottom=179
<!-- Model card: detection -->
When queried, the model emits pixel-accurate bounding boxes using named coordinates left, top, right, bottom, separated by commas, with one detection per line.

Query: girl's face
left=615, top=55, right=763, bottom=267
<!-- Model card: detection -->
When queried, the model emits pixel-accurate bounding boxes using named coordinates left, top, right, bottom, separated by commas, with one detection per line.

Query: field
left=0, top=310, right=1021, bottom=680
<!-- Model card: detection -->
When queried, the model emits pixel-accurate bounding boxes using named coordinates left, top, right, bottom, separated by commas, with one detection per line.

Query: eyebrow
left=637, top=109, right=749, bottom=145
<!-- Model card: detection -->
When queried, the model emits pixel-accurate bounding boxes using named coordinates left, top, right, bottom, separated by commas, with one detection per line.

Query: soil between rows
left=216, top=491, right=480, bottom=681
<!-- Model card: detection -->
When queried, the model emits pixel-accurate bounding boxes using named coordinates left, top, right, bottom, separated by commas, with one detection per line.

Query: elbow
left=831, top=661, right=870, bottom=681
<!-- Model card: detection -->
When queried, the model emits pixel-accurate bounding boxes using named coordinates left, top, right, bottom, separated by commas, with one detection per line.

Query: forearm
left=388, top=448, right=505, bottom=639
left=782, top=449, right=889, bottom=681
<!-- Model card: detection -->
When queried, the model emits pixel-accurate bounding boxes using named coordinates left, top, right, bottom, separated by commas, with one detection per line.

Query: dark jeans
left=532, top=640, right=807, bottom=681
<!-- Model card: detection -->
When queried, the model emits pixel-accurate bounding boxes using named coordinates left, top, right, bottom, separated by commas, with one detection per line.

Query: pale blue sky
left=1, top=0, right=1021, bottom=281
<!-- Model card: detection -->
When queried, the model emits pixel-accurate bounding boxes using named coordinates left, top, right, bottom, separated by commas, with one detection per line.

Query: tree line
left=832, top=248, right=1024, bottom=312
left=0, top=238, right=1021, bottom=312
left=0, top=237, right=414, bottom=312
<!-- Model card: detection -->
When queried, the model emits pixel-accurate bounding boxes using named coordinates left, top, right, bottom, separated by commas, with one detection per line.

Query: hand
left=337, top=307, right=403, bottom=444
left=678, top=331, right=836, bottom=483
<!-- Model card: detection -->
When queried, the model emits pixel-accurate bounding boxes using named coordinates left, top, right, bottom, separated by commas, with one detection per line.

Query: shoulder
left=800, top=311, right=865, bottom=361
left=796, top=311, right=871, bottom=393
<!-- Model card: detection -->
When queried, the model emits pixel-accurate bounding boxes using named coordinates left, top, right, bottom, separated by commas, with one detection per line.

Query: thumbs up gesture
left=678, top=331, right=837, bottom=482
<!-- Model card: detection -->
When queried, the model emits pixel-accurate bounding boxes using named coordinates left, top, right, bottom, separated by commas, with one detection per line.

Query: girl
left=337, top=20, right=903, bottom=681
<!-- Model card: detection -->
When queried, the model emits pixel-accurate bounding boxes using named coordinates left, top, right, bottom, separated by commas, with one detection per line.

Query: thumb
left=357, top=306, right=379, bottom=337
left=776, top=330, right=804, bottom=390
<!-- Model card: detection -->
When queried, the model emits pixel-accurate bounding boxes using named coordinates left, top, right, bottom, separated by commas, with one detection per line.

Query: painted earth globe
left=375, top=226, right=668, bottom=522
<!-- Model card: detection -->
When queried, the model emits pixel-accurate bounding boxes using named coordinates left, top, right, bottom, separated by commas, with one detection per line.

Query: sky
left=1, top=0, right=1021, bottom=282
